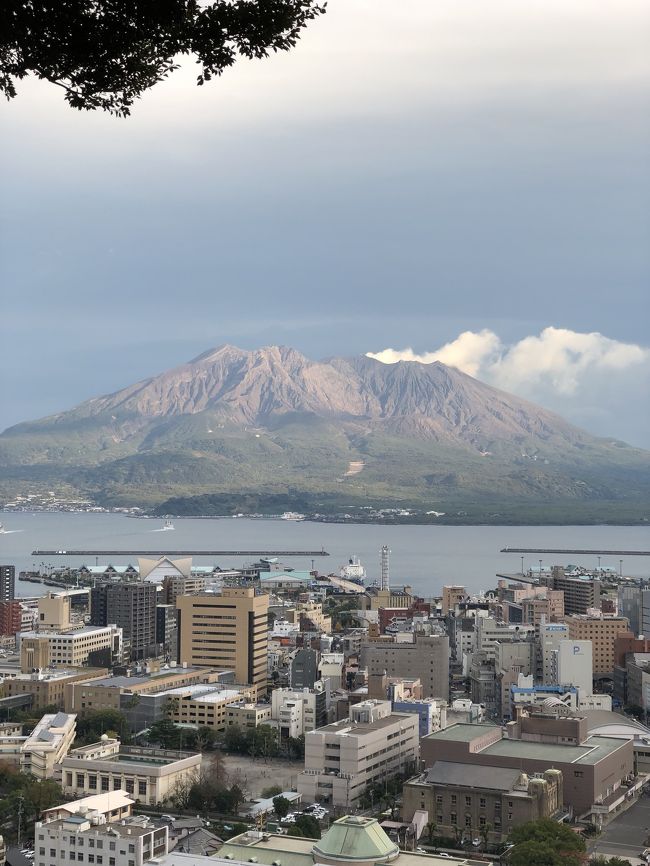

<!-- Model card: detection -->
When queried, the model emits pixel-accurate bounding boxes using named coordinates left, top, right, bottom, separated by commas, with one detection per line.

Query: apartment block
left=0, top=600, right=22, bottom=636
left=0, top=566, right=15, bottom=602
left=59, top=739, right=201, bottom=805
left=177, top=588, right=269, bottom=689
left=271, top=685, right=328, bottom=738
left=543, top=567, right=601, bottom=615
left=90, top=582, right=157, bottom=661
left=297, top=699, right=419, bottom=807
left=362, top=633, right=450, bottom=699
left=566, top=615, right=631, bottom=675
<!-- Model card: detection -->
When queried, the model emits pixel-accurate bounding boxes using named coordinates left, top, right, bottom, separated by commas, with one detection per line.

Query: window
left=465, top=796, right=471, bottom=806
left=128, top=846, right=135, bottom=854
left=70, top=854, right=76, bottom=861
left=465, top=816, right=472, bottom=827
left=101, top=777, right=109, bottom=792
left=88, top=855, right=94, bottom=863
left=51, top=851, right=56, bottom=858
left=97, top=844, right=103, bottom=851
left=479, top=798, right=486, bottom=808
left=479, top=817, right=486, bottom=827
left=574, top=770, right=584, bottom=778
left=451, top=795, right=457, bottom=804
left=436, top=795, right=443, bottom=805
left=89, top=840, right=95, bottom=849
left=109, top=845, right=115, bottom=852
left=109, top=860, right=115, bottom=865
left=450, top=813, right=457, bottom=824
left=138, top=781, right=147, bottom=796
left=39, top=850, right=45, bottom=857
left=88, top=776, right=97, bottom=791
left=66, top=773, right=73, bottom=786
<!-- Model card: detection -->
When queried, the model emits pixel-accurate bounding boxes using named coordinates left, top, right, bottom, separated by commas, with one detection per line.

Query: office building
left=362, top=633, right=450, bottom=699
left=19, top=625, right=123, bottom=672
left=0, top=566, right=15, bottom=602
left=162, top=683, right=256, bottom=730
left=271, top=685, right=328, bottom=738
left=403, top=763, right=563, bottom=844
left=297, top=699, right=419, bottom=807
left=38, top=592, right=74, bottom=632
left=420, top=709, right=636, bottom=823
left=60, top=739, right=201, bottom=805
left=225, top=701, right=273, bottom=729
left=156, top=604, right=177, bottom=657
left=291, top=647, right=320, bottom=689
left=4, top=667, right=108, bottom=709
left=442, top=586, right=466, bottom=615
left=538, top=621, right=569, bottom=683
left=556, top=639, right=593, bottom=694
left=36, top=806, right=168, bottom=866
left=565, top=615, right=631, bottom=675
left=91, top=582, right=157, bottom=661
left=542, top=567, right=600, bottom=615
left=177, top=588, right=269, bottom=690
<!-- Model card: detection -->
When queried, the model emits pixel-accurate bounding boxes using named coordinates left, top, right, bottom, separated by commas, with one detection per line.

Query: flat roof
left=424, top=723, right=498, bottom=742
left=85, top=666, right=211, bottom=688
left=314, top=713, right=414, bottom=737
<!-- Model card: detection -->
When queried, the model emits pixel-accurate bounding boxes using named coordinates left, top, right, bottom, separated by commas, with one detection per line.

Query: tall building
left=618, top=585, right=642, bottom=636
left=362, top=633, right=450, bottom=699
left=543, top=567, right=600, bottom=615
left=290, top=647, right=320, bottom=689
left=442, top=585, right=466, bottom=615
left=90, top=581, right=157, bottom=661
left=176, top=587, right=269, bottom=690
left=0, top=565, right=15, bottom=602
left=0, top=600, right=22, bottom=636
left=565, top=614, right=631, bottom=675
left=537, top=621, right=569, bottom=683
left=556, top=639, right=593, bottom=694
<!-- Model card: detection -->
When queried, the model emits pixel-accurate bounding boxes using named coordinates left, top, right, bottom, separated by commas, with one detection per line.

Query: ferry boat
left=340, top=555, right=366, bottom=584
left=161, top=519, right=175, bottom=531
left=281, top=511, right=305, bottom=521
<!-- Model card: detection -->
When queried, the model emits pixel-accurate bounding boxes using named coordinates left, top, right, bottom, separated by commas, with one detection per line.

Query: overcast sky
left=1, top=0, right=649, bottom=446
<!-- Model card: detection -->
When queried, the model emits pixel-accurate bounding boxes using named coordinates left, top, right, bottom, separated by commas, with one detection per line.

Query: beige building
left=162, top=574, right=209, bottom=605
left=297, top=699, right=419, bottom=807
left=403, top=763, right=563, bottom=844
left=163, top=683, right=256, bottom=730
left=522, top=591, right=564, bottom=625
left=4, top=667, right=109, bottom=709
left=442, top=586, right=466, bottom=615
left=362, top=633, right=450, bottom=699
left=19, top=625, right=123, bottom=672
left=37, top=593, right=75, bottom=632
left=64, top=664, right=226, bottom=713
left=359, top=586, right=413, bottom=612
left=226, top=701, right=273, bottom=729
left=59, top=739, right=202, bottom=805
left=298, top=602, right=332, bottom=633
left=177, top=588, right=269, bottom=689
left=20, top=711, right=77, bottom=779
left=566, top=615, right=631, bottom=674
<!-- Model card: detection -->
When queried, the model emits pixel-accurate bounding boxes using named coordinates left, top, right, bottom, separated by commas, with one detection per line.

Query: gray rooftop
left=424, top=762, right=523, bottom=791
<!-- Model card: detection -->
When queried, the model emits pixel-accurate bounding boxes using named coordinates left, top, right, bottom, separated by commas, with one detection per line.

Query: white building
left=21, top=712, right=77, bottom=779
left=539, top=621, right=569, bottom=684
left=319, top=652, right=344, bottom=688
left=271, top=687, right=326, bottom=738
left=18, top=625, right=123, bottom=671
left=297, top=699, right=419, bottom=807
left=59, top=738, right=202, bottom=806
left=36, top=804, right=168, bottom=866
left=556, top=639, right=593, bottom=695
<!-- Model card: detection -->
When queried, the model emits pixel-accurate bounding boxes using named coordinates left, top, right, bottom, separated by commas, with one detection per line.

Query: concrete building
left=37, top=593, right=75, bottom=632
left=200, top=815, right=483, bottom=866
left=556, top=639, right=593, bottom=694
left=543, top=567, right=601, bottom=615
left=19, top=625, right=123, bottom=672
left=319, top=652, right=345, bottom=689
left=59, top=739, right=202, bottom=805
left=225, top=702, right=273, bottom=729
left=176, top=588, right=269, bottom=690
left=510, top=680, right=612, bottom=714
left=420, top=710, right=637, bottom=823
left=0, top=566, right=15, bottom=602
left=90, top=582, right=157, bottom=661
left=538, top=621, right=569, bottom=683
left=0, top=600, right=22, bottom=637
left=618, top=585, right=643, bottom=636
left=36, top=808, right=168, bottom=866
left=391, top=698, right=447, bottom=737
left=20, top=711, right=76, bottom=779
left=495, top=640, right=534, bottom=721
left=442, top=586, right=466, bottom=615
left=139, top=556, right=191, bottom=584
left=41, top=791, right=135, bottom=824
left=403, top=763, right=563, bottom=844
left=291, top=648, right=320, bottom=689
left=271, top=685, right=328, bottom=738
left=566, top=615, right=631, bottom=675
left=297, top=699, right=419, bottom=807
left=156, top=605, right=177, bottom=658
left=65, top=662, right=224, bottom=712
left=161, top=574, right=210, bottom=605
left=522, top=592, right=564, bottom=625
left=362, top=634, right=450, bottom=699
left=162, top=683, right=256, bottom=731
left=4, top=667, right=109, bottom=709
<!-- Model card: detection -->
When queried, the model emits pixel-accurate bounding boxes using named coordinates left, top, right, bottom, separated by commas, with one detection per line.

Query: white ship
left=340, top=555, right=366, bottom=584
left=281, top=511, right=305, bottom=521
left=161, top=519, right=175, bottom=531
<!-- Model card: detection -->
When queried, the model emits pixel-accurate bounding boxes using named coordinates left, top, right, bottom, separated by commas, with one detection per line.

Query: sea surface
left=1, top=513, right=649, bottom=599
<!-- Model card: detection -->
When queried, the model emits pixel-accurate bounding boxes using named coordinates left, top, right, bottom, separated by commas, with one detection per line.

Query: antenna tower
left=380, top=545, right=390, bottom=591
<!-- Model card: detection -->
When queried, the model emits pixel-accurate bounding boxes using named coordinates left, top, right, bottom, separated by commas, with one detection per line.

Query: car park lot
left=589, top=797, right=650, bottom=865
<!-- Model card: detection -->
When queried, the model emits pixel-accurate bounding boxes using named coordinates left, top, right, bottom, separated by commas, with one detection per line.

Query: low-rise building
left=59, top=739, right=202, bottom=806
left=19, top=626, right=123, bottom=672
left=41, top=791, right=135, bottom=824
left=20, top=711, right=76, bottom=779
left=403, top=762, right=563, bottom=843
left=297, top=699, right=419, bottom=807
left=4, top=668, right=109, bottom=710
left=36, top=809, right=168, bottom=866
left=225, top=702, right=273, bottom=729
left=271, top=685, right=328, bottom=738
left=163, top=683, right=256, bottom=730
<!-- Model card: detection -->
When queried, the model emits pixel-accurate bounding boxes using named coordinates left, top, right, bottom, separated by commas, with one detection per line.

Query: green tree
left=508, top=819, right=586, bottom=866
left=0, top=0, right=326, bottom=117
left=425, top=822, right=437, bottom=844
left=261, top=785, right=283, bottom=798
left=75, top=708, right=131, bottom=744
left=288, top=814, right=321, bottom=839
left=273, top=795, right=291, bottom=819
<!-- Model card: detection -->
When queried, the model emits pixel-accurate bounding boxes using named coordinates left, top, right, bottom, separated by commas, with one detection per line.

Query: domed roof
left=312, top=816, right=399, bottom=864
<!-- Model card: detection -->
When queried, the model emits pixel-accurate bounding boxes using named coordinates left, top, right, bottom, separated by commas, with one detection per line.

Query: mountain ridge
left=1, top=344, right=648, bottom=521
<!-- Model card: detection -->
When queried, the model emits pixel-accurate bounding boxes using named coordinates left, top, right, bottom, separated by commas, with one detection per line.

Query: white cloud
left=367, top=327, right=650, bottom=445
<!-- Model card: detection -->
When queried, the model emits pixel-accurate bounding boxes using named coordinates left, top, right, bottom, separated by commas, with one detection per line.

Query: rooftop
left=422, top=762, right=525, bottom=792
left=84, top=666, right=214, bottom=689
left=312, top=713, right=414, bottom=737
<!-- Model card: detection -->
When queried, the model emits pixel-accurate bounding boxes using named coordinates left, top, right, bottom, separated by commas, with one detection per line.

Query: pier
left=31, top=549, right=329, bottom=557
left=500, top=547, right=650, bottom=556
